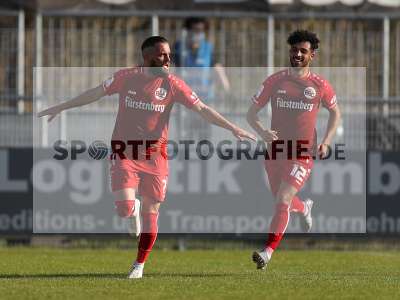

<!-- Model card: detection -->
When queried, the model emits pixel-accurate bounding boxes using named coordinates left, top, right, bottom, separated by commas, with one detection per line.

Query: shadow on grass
left=145, top=273, right=236, bottom=278
left=0, top=272, right=236, bottom=279
left=0, top=273, right=125, bottom=279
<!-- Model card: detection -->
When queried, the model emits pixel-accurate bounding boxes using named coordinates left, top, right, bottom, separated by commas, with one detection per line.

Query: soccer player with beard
left=38, top=36, right=255, bottom=279
left=247, top=30, right=341, bottom=269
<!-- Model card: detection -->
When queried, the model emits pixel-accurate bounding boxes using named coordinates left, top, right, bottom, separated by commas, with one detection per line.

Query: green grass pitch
left=0, top=247, right=399, bottom=299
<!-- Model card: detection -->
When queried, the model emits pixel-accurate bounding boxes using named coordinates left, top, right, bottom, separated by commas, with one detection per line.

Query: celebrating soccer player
left=246, top=30, right=341, bottom=269
left=38, top=36, right=255, bottom=279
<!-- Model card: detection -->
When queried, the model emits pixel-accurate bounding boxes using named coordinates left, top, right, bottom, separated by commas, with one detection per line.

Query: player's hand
left=260, top=129, right=278, bottom=143
left=37, top=106, right=63, bottom=122
left=231, top=127, right=256, bottom=141
left=317, top=143, right=330, bottom=159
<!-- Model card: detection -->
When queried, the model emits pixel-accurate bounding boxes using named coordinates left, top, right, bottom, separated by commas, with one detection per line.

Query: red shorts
left=109, top=158, right=168, bottom=202
left=264, top=158, right=313, bottom=195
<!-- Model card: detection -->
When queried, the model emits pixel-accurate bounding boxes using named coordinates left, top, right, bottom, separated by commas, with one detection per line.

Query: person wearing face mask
left=175, top=18, right=211, bottom=68
left=174, top=17, right=230, bottom=139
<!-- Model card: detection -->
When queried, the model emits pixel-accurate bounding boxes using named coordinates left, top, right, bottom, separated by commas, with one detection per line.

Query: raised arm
left=191, top=100, right=255, bottom=141
left=37, top=85, right=106, bottom=122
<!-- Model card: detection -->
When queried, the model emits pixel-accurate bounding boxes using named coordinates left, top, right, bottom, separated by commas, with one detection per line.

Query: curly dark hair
left=287, top=30, right=320, bottom=50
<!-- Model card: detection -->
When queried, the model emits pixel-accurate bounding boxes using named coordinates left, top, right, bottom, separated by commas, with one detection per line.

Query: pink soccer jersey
left=252, top=69, right=337, bottom=154
left=103, top=67, right=200, bottom=175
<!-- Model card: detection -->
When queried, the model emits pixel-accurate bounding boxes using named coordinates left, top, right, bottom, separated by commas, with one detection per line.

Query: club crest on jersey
left=304, top=87, right=316, bottom=100
left=155, top=88, right=167, bottom=101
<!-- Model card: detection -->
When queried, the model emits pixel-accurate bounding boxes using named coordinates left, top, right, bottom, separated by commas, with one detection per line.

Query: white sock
left=265, top=247, right=274, bottom=259
left=303, top=204, right=308, bottom=216
left=134, top=261, right=144, bottom=268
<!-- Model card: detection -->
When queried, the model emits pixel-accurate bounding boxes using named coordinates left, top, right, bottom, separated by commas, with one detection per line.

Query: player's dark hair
left=141, top=36, right=169, bottom=52
left=287, top=30, right=320, bottom=50
left=184, top=17, right=208, bottom=30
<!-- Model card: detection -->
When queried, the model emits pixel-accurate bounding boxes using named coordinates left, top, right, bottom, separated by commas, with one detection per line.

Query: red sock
left=265, top=233, right=284, bottom=251
left=136, top=213, right=158, bottom=264
left=265, top=202, right=290, bottom=250
left=290, top=196, right=305, bottom=214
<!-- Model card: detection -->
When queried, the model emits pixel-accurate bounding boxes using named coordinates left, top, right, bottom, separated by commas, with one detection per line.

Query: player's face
left=289, top=41, right=315, bottom=68
left=149, top=42, right=171, bottom=71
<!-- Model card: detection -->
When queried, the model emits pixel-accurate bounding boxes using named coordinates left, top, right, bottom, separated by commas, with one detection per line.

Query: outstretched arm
left=37, top=85, right=106, bottom=122
left=191, top=100, right=256, bottom=141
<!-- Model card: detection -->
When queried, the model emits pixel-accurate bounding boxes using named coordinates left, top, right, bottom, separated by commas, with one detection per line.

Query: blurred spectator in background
left=174, top=17, right=230, bottom=139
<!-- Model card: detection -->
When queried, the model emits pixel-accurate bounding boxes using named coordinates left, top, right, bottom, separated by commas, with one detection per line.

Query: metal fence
left=1, top=10, right=400, bottom=149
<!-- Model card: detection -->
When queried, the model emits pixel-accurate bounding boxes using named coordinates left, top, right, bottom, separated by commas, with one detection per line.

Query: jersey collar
left=288, top=67, right=311, bottom=80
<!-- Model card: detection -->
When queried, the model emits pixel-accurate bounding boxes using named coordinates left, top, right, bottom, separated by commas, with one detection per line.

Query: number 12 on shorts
left=290, top=164, right=308, bottom=184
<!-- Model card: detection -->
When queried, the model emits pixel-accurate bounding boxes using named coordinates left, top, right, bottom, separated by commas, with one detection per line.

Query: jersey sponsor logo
left=125, top=90, right=165, bottom=112
left=276, top=97, right=314, bottom=112
left=155, top=87, right=167, bottom=101
left=125, top=97, right=165, bottom=113
left=103, top=76, right=114, bottom=89
left=304, top=87, right=316, bottom=100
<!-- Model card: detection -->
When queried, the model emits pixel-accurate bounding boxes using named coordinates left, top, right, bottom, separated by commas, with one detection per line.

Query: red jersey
left=103, top=67, right=200, bottom=175
left=252, top=69, right=337, bottom=156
